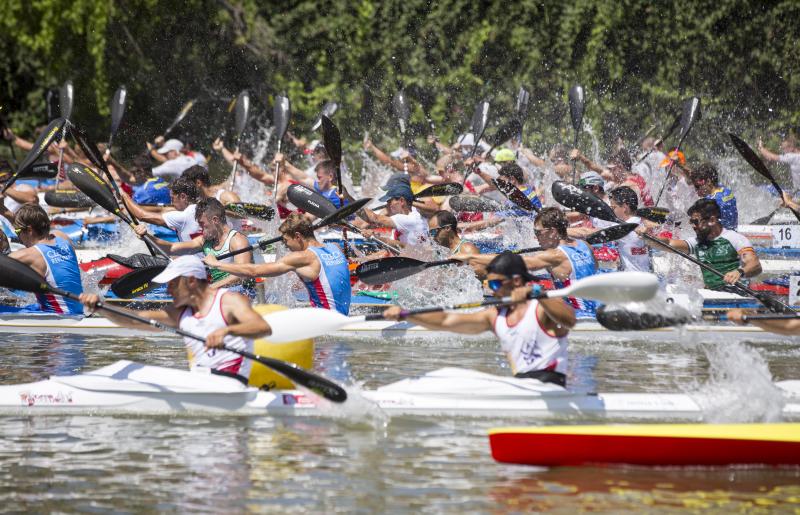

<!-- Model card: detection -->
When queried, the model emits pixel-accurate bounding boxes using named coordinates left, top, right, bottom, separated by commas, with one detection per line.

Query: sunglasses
left=688, top=217, right=708, bottom=226
left=486, top=278, right=507, bottom=292
left=13, top=226, right=26, bottom=235
left=428, top=225, right=453, bottom=237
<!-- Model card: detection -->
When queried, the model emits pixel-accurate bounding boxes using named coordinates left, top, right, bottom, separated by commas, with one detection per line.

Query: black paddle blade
left=66, top=163, right=121, bottom=217
left=107, top=253, right=169, bottom=270
left=234, top=90, right=250, bottom=136
left=15, top=117, right=65, bottom=176
left=728, top=133, right=780, bottom=190
left=320, top=115, right=343, bottom=172
left=110, top=86, right=127, bottom=136
left=750, top=290, right=798, bottom=315
left=585, top=223, right=638, bottom=245
left=415, top=182, right=463, bottom=198
left=568, top=85, right=585, bottom=132
left=551, top=181, right=617, bottom=222
left=311, top=101, right=339, bottom=132
left=490, top=119, right=523, bottom=149
left=59, top=80, right=74, bottom=120
left=286, top=183, right=337, bottom=218
left=0, top=254, right=50, bottom=293
left=44, top=189, right=94, bottom=208
left=636, top=207, right=670, bottom=224
left=393, top=90, right=411, bottom=135
left=272, top=95, right=291, bottom=143
left=110, top=265, right=167, bottom=298
left=494, top=178, right=535, bottom=212
left=449, top=194, right=504, bottom=212
left=678, top=97, right=701, bottom=142
left=470, top=100, right=490, bottom=138
left=355, top=256, right=426, bottom=285
left=71, top=124, right=110, bottom=174
left=246, top=353, right=347, bottom=403
left=225, top=202, right=276, bottom=221
left=20, top=162, right=58, bottom=180
left=596, top=305, right=692, bottom=331
left=662, top=112, right=682, bottom=143
left=316, top=197, right=372, bottom=228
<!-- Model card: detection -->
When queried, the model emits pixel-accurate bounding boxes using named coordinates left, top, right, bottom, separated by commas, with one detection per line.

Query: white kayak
left=2, top=361, right=800, bottom=420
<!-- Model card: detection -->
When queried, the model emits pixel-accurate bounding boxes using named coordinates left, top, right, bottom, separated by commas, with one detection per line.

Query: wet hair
left=195, top=197, right=226, bottom=224
left=486, top=251, right=534, bottom=282
left=315, top=160, right=336, bottom=179
left=687, top=198, right=721, bottom=220
left=431, top=210, right=457, bottom=230
left=534, top=207, right=569, bottom=238
left=608, top=148, right=632, bottom=172
left=182, top=165, right=211, bottom=186
left=279, top=212, right=315, bottom=239
left=15, top=203, right=50, bottom=236
left=691, top=162, right=719, bottom=184
left=609, top=186, right=639, bottom=212
left=498, top=163, right=524, bottom=185
left=169, top=176, right=200, bottom=202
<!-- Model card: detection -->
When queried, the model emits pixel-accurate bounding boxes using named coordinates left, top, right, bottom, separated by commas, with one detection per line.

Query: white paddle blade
left=547, top=272, right=659, bottom=303
left=263, top=308, right=357, bottom=342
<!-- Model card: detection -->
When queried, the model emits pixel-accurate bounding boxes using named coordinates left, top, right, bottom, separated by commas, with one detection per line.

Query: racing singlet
left=179, top=288, right=253, bottom=378
left=302, top=243, right=351, bottom=315
left=555, top=240, right=598, bottom=315
left=132, top=178, right=171, bottom=205
left=706, top=186, right=738, bottom=230
left=686, top=229, right=752, bottom=290
left=494, top=301, right=568, bottom=375
left=32, top=237, right=84, bottom=314
left=314, top=181, right=344, bottom=209
left=202, top=230, right=240, bottom=282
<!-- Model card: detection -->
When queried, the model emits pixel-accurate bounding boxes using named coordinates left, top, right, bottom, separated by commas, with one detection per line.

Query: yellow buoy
left=248, top=304, right=314, bottom=389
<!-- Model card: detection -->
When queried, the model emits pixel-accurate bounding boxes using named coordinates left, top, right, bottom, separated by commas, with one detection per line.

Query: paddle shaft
left=272, top=140, right=282, bottom=196
left=461, top=122, right=489, bottom=186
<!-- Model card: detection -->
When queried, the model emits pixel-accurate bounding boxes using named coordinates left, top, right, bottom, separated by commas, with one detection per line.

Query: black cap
left=486, top=252, right=535, bottom=282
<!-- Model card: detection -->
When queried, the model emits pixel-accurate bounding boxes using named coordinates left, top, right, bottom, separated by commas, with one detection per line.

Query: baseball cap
left=381, top=172, right=411, bottom=190
left=379, top=181, right=414, bottom=203
left=494, top=148, right=516, bottom=163
left=486, top=252, right=535, bottom=282
left=578, top=171, right=605, bottom=187
left=459, top=133, right=475, bottom=147
left=157, top=139, right=184, bottom=154
left=151, top=255, right=208, bottom=283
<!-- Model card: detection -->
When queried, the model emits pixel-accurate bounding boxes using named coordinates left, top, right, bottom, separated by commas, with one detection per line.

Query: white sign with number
left=790, top=276, right=800, bottom=307
left=771, top=225, right=800, bottom=248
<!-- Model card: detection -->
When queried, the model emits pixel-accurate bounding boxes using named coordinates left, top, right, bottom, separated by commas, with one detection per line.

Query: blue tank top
left=314, top=181, right=343, bottom=209
left=302, top=243, right=351, bottom=315
left=498, top=186, right=542, bottom=217
left=133, top=178, right=171, bottom=205
left=706, top=186, right=738, bottom=230
left=33, top=237, right=84, bottom=315
left=555, top=240, right=597, bottom=316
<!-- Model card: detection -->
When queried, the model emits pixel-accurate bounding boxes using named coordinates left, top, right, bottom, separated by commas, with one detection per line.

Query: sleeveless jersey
left=179, top=288, right=253, bottom=377
left=314, top=181, right=343, bottom=209
left=302, top=243, right=351, bottom=315
left=626, top=174, right=654, bottom=207
left=133, top=177, right=171, bottom=205
left=616, top=216, right=651, bottom=272
left=33, top=237, right=84, bottom=314
left=494, top=301, right=568, bottom=375
left=202, top=230, right=239, bottom=282
left=555, top=240, right=597, bottom=315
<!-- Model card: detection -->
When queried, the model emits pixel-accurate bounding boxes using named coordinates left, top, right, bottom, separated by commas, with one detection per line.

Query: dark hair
left=608, top=148, right=632, bottom=172
left=550, top=144, right=569, bottom=161
left=182, top=165, right=211, bottom=186
left=534, top=207, right=568, bottom=238
left=15, top=203, right=50, bottom=236
left=279, top=212, right=315, bottom=239
left=195, top=197, right=226, bottom=224
left=169, top=176, right=200, bottom=202
left=486, top=251, right=534, bottom=281
left=687, top=198, right=721, bottom=220
left=691, top=162, right=719, bottom=184
left=315, top=160, right=336, bottom=179
left=498, top=163, right=524, bottom=185
left=431, top=210, right=457, bottom=230
left=609, top=186, right=638, bottom=212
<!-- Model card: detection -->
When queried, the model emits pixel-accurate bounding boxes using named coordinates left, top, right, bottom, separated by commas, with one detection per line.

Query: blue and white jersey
left=554, top=240, right=597, bottom=316
left=302, top=243, right=351, bottom=315
left=33, top=237, right=83, bottom=315
left=133, top=178, right=171, bottom=205
left=706, top=185, right=738, bottom=230
left=314, top=181, right=344, bottom=210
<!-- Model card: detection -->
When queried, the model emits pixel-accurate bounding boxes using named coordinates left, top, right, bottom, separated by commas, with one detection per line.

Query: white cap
left=151, top=255, right=207, bottom=283
left=157, top=139, right=184, bottom=154
left=478, top=162, right=498, bottom=177
left=459, top=133, right=475, bottom=146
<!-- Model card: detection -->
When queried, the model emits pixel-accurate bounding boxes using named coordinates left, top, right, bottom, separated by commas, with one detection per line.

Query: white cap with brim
left=157, top=139, right=184, bottom=155
left=151, top=255, right=208, bottom=283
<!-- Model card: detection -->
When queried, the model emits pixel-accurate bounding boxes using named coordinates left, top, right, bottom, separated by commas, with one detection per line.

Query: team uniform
left=152, top=155, right=199, bottom=181
left=162, top=204, right=203, bottom=255
left=202, top=230, right=255, bottom=297
left=390, top=209, right=428, bottom=245
left=178, top=288, right=253, bottom=380
left=314, top=181, right=344, bottom=209
left=32, top=237, right=84, bottom=315
left=554, top=240, right=598, bottom=316
left=705, top=186, right=738, bottom=230
left=133, top=178, right=171, bottom=205
left=625, top=174, right=654, bottom=207
left=614, top=216, right=651, bottom=272
left=302, top=243, right=351, bottom=315
left=494, top=300, right=568, bottom=386
left=685, top=229, right=753, bottom=290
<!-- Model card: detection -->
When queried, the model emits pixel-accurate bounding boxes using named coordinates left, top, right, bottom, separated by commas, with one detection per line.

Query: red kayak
left=79, top=258, right=132, bottom=285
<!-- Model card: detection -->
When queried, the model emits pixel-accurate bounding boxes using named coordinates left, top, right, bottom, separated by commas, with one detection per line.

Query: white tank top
left=178, top=288, right=253, bottom=378
left=616, top=215, right=652, bottom=272
left=493, top=300, right=568, bottom=375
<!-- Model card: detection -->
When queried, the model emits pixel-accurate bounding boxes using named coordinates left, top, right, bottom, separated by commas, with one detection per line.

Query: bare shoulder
left=462, top=241, right=482, bottom=255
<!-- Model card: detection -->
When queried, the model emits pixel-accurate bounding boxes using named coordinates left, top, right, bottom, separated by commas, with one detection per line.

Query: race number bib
left=790, top=276, right=800, bottom=306
left=771, top=226, right=800, bottom=248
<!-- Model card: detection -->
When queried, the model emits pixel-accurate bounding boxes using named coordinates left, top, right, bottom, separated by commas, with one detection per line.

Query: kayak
left=2, top=363, right=799, bottom=420
left=488, top=423, right=800, bottom=466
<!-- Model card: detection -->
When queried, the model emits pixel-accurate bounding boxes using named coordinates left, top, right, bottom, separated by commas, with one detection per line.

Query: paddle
left=0, top=106, right=18, bottom=164
left=654, top=97, right=701, bottom=205
left=585, top=223, right=638, bottom=244
left=310, top=101, right=338, bottom=132
left=104, top=85, right=127, bottom=157
left=392, top=90, right=411, bottom=144
left=44, top=190, right=94, bottom=209
left=0, top=254, right=346, bottom=402
left=1, top=117, right=65, bottom=195
left=493, top=177, right=537, bottom=212
left=225, top=202, right=276, bottom=221
left=54, top=81, right=75, bottom=181
left=107, top=253, right=169, bottom=270
left=515, top=86, right=530, bottom=143
left=551, top=180, right=795, bottom=314
left=568, top=84, right=585, bottom=183
left=372, top=182, right=463, bottom=211
left=483, top=119, right=523, bottom=158
left=229, top=90, right=250, bottom=189
left=163, top=99, right=196, bottom=137
left=448, top=194, right=505, bottom=212
left=19, top=162, right=58, bottom=180
left=320, top=114, right=344, bottom=198
left=635, top=113, right=681, bottom=165
left=463, top=100, right=490, bottom=168
left=66, top=163, right=170, bottom=259
left=260, top=271, right=660, bottom=343
left=729, top=133, right=800, bottom=223
left=271, top=94, right=291, bottom=195
left=636, top=206, right=670, bottom=224
left=597, top=306, right=800, bottom=331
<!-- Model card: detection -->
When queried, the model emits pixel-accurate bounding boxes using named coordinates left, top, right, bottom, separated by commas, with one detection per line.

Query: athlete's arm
left=538, top=297, right=576, bottom=333
left=203, top=249, right=316, bottom=280
left=723, top=248, right=761, bottom=284
left=206, top=292, right=270, bottom=348
left=382, top=305, right=495, bottom=334
left=5, top=184, right=37, bottom=204
left=727, top=308, right=800, bottom=336
left=121, top=191, right=167, bottom=226
left=78, top=293, right=179, bottom=330
left=757, top=140, right=781, bottom=163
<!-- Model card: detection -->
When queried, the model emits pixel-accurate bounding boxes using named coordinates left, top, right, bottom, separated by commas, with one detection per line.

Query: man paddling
left=428, top=210, right=484, bottom=277
left=726, top=309, right=800, bottom=336
left=122, top=176, right=202, bottom=246
left=690, top=163, right=738, bottom=230
left=357, top=179, right=428, bottom=248
left=383, top=252, right=576, bottom=386
left=78, top=256, right=269, bottom=381
left=203, top=213, right=352, bottom=315
left=758, top=135, right=800, bottom=196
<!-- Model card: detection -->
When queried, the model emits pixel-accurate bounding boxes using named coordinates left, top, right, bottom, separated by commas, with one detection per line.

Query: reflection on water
left=0, top=333, right=798, bottom=511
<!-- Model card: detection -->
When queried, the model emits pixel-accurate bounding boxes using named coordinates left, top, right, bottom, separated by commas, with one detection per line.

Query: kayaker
left=428, top=210, right=484, bottom=277
left=572, top=147, right=654, bottom=206
left=357, top=179, right=428, bottom=248
left=8, top=203, right=83, bottom=314
left=78, top=255, right=269, bottom=381
left=181, top=165, right=241, bottom=206
left=147, top=138, right=205, bottom=180
left=640, top=198, right=762, bottom=290
left=690, top=162, right=738, bottom=230
left=275, top=158, right=346, bottom=209
left=203, top=212, right=352, bottom=315
left=726, top=308, right=800, bottom=336
left=758, top=135, right=800, bottom=194
left=383, top=252, right=576, bottom=386
left=122, top=175, right=202, bottom=246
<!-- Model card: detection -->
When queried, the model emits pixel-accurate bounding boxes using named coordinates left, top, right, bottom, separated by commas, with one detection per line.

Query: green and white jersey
left=685, top=229, right=754, bottom=290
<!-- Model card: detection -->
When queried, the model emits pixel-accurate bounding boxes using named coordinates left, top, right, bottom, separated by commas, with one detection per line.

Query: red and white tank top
left=626, top=174, right=654, bottom=207
left=179, top=288, right=253, bottom=377
left=493, top=301, right=568, bottom=375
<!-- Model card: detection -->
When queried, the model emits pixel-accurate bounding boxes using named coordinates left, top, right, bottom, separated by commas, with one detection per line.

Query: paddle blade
left=316, top=197, right=372, bottom=228
left=677, top=96, right=701, bottom=143
left=548, top=271, right=659, bottom=303
left=515, top=87, right=530, bottom=121
left=393, top=90, right=411, bottom=134
left=728, top=133, right=780, bottom=191
left=71, top=124, right=110, bottom=174
left=263, top=307, right=357, bottom=343
left=494, top=178, right=535, bottom=212
left=165, top=99, right=196, bottom=135
left=470, top=100, right=490, bottom=139
left=286, top=183, right=337, bottom=218
left=273, top=94, right=291, bottom=143
left=568, top=85, right=585, bottom=132
left=596, top=305, right=691, bottom=331
left=355, top=256, right=426, bottom=285
left=449, top=194, right=504, bottom=212
left=107, top=253, right=169, bottom=270
left=110, top=86, right=127, bottom=136
left=414, top=183, right=463, bottom=198
left=320, top=115, right=342, bottom=173
left=490, top=119, right=523, bottom=150
left=14, top=117, right=65, bottom=177
left=59, top=80, right=74, bottom=120
left=110, top=265, right=166, bottom=298
left=44, top=189, right=94, bottom=208
left=0, top=254, right=50, bottom=293
left=551, top=181, right=617, bottom=222
left=636, top=207, right=669, bottom=224
left=20, top=162, right=58, bottom=180
left=585, top=223, right=638, bottom=245
left=234, top=90, right=250, bottom=136
left=66, top=163, right=121, bottom=216
left=226, top=203, right=275, bottom=221
left=311, top=101, right=339, bottom=131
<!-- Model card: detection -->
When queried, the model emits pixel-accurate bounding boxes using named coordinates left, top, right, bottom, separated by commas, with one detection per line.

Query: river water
left=1, top=331, right=799, bottom=513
